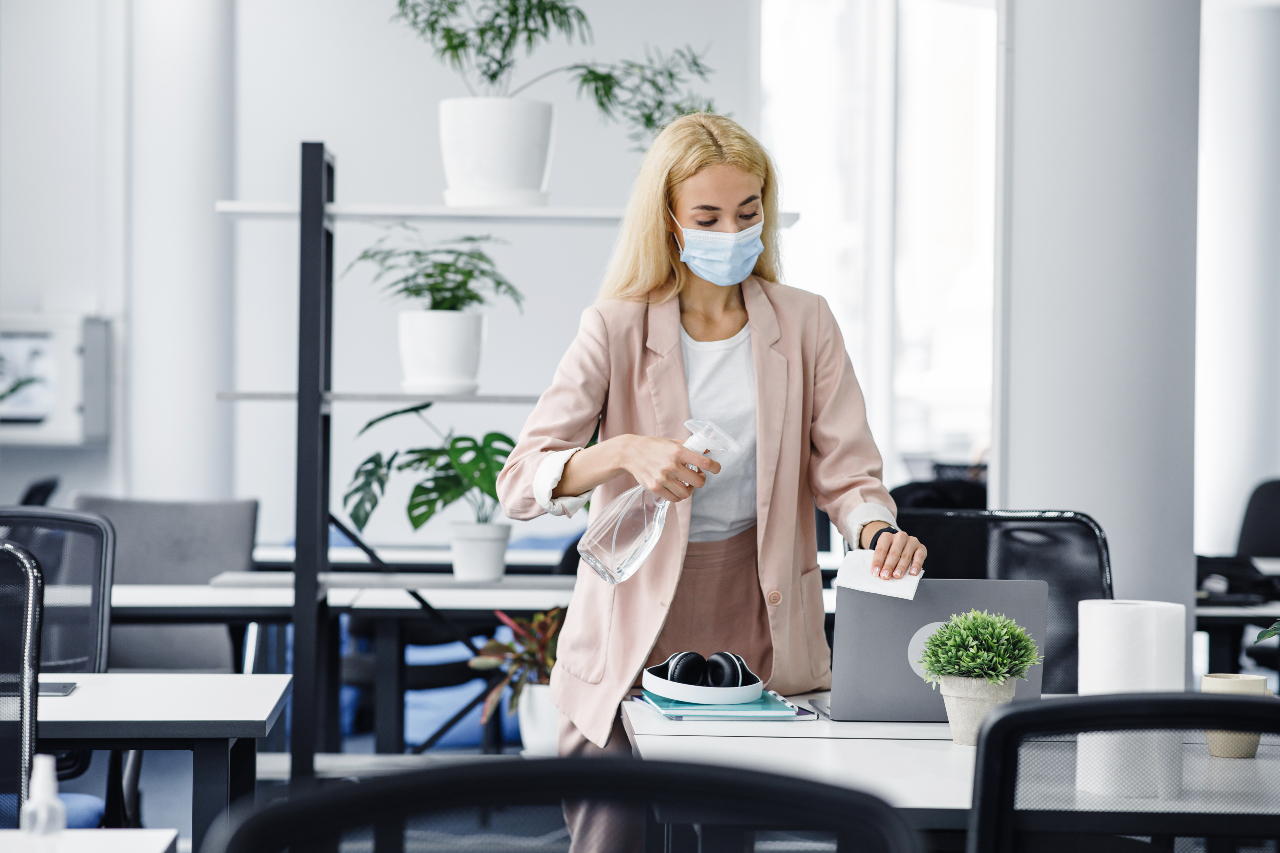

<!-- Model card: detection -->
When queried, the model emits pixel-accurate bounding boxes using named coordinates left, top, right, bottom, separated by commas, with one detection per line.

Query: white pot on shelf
left=397, top=309, right=484, bottom=395
left=450, top=521, right=510, bottom=582
left=938, top=675, right=1016, bottom=746
left=518, top=682, right=559, bottom=756
left=439, top=98, right=554, bottom=207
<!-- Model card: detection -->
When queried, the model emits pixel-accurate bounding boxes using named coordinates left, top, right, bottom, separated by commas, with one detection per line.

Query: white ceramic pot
left=397, top=310, right=484, bottom=395
left=450, top=521, right=510, bottom=582
left=1201, top=672, right=1273, bottom=758
left=518, top=682, right=559, bottom=756
left=439, top=98, right=554, bottom=207
left=939, top=675, right=1017, bottom=746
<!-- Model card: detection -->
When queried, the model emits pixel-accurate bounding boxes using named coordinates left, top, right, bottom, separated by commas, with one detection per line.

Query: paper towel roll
left=1078, top=600, right=1186, bottom=694
left=1075, top=600, right=1187, bottom=798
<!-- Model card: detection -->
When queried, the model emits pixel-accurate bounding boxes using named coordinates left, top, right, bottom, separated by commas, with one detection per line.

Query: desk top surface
left=37, top=673, right=292, bottom=740
left=0, top=829, right=178, bottom=853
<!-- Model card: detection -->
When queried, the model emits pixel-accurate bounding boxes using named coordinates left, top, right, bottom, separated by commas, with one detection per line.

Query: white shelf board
left=217, top=391, right=541, bottom=405
left=215, top=199, right=800, bottom=228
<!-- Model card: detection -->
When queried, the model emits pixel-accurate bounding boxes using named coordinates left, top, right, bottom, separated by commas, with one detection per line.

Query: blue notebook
left=638, top=690, right=817, bottom=721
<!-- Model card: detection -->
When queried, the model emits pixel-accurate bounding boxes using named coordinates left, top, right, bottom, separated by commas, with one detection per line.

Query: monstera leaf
left=406, top=472, right=471, bottom=529
left=344, top=452, right=398, bottom=531
left=446, top=432, right=515, bottom=501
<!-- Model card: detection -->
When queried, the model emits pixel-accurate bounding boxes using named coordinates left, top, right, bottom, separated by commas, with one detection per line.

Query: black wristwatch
left=867, top=525, right=899, bottom=551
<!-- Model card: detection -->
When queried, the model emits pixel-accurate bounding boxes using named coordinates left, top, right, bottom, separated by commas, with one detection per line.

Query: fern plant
left=344, top=402, right=515, bottom=531
left=346, top=227, right=522, bottom=312
left=394, top=0, right=716, bottom=144
left=919, top=610, right=1042, bottom=687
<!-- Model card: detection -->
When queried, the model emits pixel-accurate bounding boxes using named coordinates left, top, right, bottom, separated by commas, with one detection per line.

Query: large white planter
left=439, top=98, right=554, bottom=207
left=450, top=521, right=510, bottom=582
left=938, top=675, right=1017, bottom=746
left=397, top=310, right=484, bottom=395
left=518, top=682, right=559, bottom=756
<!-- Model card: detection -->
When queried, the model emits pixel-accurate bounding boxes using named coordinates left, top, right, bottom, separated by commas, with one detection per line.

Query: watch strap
left=867, top=525, right=899, bottom=551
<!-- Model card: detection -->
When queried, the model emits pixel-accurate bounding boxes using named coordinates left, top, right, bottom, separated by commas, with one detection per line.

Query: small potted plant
left=393, top=0, right=716, bottom=205
left=346, top=405, right=516, bottom=580
left=469, top=607, right=564, bottom=755
left=347, top=227, right=522, bottom=395
left=919, top=609, right=1042, bottom=746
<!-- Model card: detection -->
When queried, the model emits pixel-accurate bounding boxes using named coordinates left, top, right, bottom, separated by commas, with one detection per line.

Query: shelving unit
left=220, top=143, right=801, bottom=781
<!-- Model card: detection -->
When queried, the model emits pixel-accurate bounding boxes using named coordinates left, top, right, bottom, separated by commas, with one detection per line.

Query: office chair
left=0, top=541, right=42, bottom=829
left=0, top=507, right=140, bottom=828
left=72, top=496, right=258, bottom=672
left=205, top=757, right=923, bottom=853
left=1237, top=479, right=1280, bottom=559
left=896, top=509, right=1112, bottom=694
left=891, top=480, right=988, bottom=510
left=19, top=477, right=59, bottom=507
left=970, top=693, right=1280, bottom=853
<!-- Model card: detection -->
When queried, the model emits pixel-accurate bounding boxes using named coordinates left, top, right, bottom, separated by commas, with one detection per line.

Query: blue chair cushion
left=60, top=793, right=105, bottom=829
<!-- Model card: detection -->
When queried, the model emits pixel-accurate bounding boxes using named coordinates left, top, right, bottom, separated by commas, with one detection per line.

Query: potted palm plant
left=345, top=404, right=516, bottom=580
left=470, top=607, right=564, bottom=755
left=393, top=0, right=716, bottom=205
left=347, top=227, right=522, bottom=394
left=919, top=609, right=1042, bottom=746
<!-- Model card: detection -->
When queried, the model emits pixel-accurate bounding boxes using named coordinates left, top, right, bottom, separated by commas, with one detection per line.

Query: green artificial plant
left=919, top=609, right=1042, bottom=687
left=344, top=402, right=515, bottom=531
left=346, top=226, right=522, bottom=312
left=469, top=606, right=565, bottom=722
left=393, top=0, right=716, bottom=145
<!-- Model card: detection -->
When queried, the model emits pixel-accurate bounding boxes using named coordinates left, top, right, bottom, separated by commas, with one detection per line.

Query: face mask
left=673, top=216, right=765, bottom=287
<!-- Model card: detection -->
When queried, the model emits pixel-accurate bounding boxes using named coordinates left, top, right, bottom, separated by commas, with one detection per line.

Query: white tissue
left=1075, top=599, right=1187, bottom=799
left=833, top=550, right=923, bottom=601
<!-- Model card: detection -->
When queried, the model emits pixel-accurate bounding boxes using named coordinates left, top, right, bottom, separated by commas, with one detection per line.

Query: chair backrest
left=19, top=478, right=58, bottom=507
left=0, top=508, right=113, bottom=675
left=896, top=509, right=1112, bottom=694
left=71, top=496, right=257, bottom=584
left=1238, top=479, right=1280, bottom=559
left=891, top=480, right=988, bottom=510
left=206, top=757, right=922, bottom=853
left=970, top=693, right=1280, bottom=853
left=0, top=542, right=42, bottom=829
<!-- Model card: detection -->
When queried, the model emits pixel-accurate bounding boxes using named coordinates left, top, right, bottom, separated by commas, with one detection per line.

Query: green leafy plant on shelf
left=919, top=609, right=1042, bottom=687
left=394, top=0, right=716, bottom=145
left=344, top=402, right=515, bottom=530
left=469, top=606, right=565, bottom=722
left=1258, top=620, right=1280, bottom=643
left=346, top=226, right=523, bottom=312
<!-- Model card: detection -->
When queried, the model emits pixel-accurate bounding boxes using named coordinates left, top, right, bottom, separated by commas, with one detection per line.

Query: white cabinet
left=0, top=314, right=110, bottom=445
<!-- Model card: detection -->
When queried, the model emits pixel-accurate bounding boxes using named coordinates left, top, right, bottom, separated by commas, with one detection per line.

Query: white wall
left=230, top=0, right=760, bottom=544
left=991, top=0, right=1200, bottom=650
left=0, top=0, right=129, bottom=503
left=1195, top=0, right=1280, bottom=556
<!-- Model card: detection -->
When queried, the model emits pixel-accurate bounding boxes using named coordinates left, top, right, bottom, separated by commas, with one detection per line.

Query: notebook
left=638, top=690, right=817, bottom=721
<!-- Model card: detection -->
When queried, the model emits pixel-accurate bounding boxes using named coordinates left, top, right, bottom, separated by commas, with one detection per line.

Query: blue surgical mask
left=673, top=217, right=765, bottom=287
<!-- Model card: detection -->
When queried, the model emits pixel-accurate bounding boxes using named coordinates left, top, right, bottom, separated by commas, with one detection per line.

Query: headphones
left=663, top=651, right=753, bottom=688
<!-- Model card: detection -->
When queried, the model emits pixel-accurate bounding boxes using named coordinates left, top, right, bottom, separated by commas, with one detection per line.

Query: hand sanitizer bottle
left=20, top=754, right=66, bottom=835
left=577, top=419, right=741, bottom=585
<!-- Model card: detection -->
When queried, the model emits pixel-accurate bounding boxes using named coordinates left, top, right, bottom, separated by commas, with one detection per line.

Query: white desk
left=0, top=829, right=178, bottom=853
left=37, top=673, right=291, bottom=853
left=110, top=585, right=362, bottom=624
left=209, top=571, right=576, bottom=612
left=621, top=692, right=972, bottom=830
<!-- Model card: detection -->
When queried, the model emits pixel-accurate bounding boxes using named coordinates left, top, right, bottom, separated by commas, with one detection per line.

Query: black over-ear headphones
left=663, top=651, right=752, bottom=688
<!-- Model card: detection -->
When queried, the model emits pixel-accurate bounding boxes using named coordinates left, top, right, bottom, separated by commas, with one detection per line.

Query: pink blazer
left=497, top=276, right=895, bottom=746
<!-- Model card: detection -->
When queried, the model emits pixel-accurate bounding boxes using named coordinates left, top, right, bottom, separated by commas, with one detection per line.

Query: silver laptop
left=822, top=578, right=1049, bottom=722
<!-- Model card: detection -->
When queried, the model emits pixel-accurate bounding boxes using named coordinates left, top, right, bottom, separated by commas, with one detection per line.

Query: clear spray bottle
left=577, top=419, right=741, bottom=585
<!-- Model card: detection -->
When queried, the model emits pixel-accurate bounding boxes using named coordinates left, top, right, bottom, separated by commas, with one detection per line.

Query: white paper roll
left=1075, top=599, right=1187, bottom=798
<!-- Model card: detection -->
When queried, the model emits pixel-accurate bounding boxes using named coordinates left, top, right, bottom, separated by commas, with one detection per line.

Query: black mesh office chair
left=1238, top=479, right=1280, bottom=559
left=891, top=480, right=988, bottom=510
left=970, top=693, right=1280, bottom=853
left=0, top=507, right=142, bottom=828
left=206, top=757, right=923, bottom=853
left=0, top=541, right=42, bottom=829
left=896, top=509, right=1112, bottom=694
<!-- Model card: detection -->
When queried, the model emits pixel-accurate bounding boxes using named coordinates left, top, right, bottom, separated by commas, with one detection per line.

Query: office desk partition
left=37, top=673, right=291, bottom=853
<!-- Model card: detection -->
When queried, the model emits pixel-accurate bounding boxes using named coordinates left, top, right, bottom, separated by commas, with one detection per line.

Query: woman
left=497, top=113, right=926, bottom=843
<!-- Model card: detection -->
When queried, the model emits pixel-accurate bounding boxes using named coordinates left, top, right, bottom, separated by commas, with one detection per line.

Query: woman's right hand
left=619, top=435, right=721, bottom=503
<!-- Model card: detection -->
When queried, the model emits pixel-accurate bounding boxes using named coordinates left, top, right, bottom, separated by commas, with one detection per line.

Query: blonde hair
left=599, top=114, right=782, bottom=302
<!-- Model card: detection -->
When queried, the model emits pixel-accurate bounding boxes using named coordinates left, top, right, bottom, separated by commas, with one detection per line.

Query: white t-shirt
left=680, top=323, right=757, bottom=542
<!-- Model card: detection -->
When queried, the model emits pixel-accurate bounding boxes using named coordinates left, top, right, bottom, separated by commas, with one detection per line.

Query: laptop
left=819, top=578, right=1049, bottom=722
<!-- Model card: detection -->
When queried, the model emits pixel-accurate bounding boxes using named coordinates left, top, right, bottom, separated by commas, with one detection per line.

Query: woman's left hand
left=862, top=522, right=927, bottom=579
